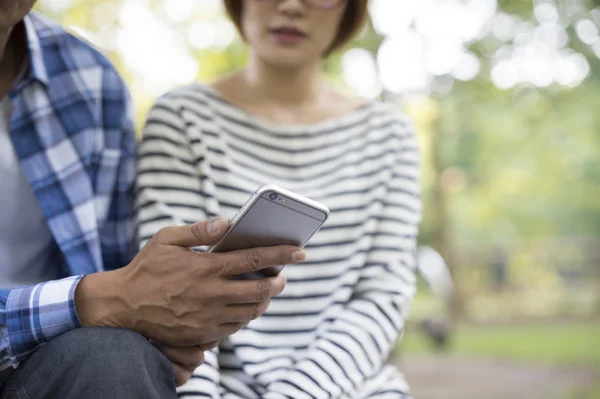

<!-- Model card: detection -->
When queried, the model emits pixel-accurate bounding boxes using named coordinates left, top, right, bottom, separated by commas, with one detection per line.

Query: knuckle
left=201, top=255, right=221, bottom=275
left=213, top=254, right=239, bottom=277
left=190, top=222, right=206, bottom=242
left=194, top=255, right=222, bottom=280
left=257, top=280, right=271, bottom=302
left=247, top=249, right=266, bottom=272
left=154, top=226, right=172, bottom=242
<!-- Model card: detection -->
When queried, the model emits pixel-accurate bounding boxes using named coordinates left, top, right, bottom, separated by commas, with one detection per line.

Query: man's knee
left=54, top=327, right=172, bottom=381
left=10, top=327, right=176, bottom=398
left=56, top=327, right=153, bottom=362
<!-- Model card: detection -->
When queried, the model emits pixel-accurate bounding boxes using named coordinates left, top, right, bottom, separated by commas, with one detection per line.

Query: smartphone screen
left=210, top=189, right=328, bottom=279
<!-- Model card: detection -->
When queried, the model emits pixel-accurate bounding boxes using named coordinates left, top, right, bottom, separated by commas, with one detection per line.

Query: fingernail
left=207, top=216, right=224, bottom=234
left=292, top=250, right=306, bottom=263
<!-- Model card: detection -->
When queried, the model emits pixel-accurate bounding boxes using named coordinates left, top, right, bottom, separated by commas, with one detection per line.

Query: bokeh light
left=39, top=0, right=600, bottom=100
left=341, top=48, right=382, bottom=99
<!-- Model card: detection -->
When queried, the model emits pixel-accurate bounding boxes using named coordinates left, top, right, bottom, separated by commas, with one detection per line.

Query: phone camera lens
left=269, top=193, right=278, bottom=200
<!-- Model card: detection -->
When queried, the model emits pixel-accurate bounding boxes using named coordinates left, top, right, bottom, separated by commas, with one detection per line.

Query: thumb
left=158, top=216, right=229, bottom=248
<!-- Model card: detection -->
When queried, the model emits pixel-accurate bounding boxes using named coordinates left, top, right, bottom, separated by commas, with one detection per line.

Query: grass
left=397, top=321, right=600, bottom=398
left=564, top=383, right=600, bottom=399
left=397, top=321, right=600, bottom=366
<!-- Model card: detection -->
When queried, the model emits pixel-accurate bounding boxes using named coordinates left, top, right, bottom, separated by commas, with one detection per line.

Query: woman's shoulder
left=326, top=86, right=411, bottom=125
left=147, top=83, right=229, bottom=120
left=368, top=99, right=412, bottom=124
left=359, top=99, right=416, bottom=139
left=144, top=84, right=219, bottom=138
left=155, top=83, right=217, bottom=106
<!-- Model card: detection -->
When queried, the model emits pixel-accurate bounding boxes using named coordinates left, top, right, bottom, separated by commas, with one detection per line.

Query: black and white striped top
left=136, top=84, right=421, bottom=399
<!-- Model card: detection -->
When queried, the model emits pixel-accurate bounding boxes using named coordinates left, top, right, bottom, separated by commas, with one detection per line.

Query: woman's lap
left=210, top=364, right=412, bottom=399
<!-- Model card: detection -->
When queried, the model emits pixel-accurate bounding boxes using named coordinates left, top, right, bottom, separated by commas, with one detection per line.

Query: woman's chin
left=261, top=50, right=319, bottom=70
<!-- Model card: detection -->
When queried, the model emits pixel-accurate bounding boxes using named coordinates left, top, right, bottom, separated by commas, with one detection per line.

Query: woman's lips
left=271, top=28, right=306, bottom=45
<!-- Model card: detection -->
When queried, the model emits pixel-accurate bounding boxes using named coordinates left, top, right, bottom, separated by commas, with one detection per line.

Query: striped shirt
left=136, top=84, right=421, bottom=399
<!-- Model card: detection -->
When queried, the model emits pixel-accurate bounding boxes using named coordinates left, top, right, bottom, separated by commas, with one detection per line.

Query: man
left=0, top=2, right=303, bottom=398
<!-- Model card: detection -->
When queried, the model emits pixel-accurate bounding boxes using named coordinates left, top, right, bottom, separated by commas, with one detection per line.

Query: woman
left=136, top=0, right=421, bottom=397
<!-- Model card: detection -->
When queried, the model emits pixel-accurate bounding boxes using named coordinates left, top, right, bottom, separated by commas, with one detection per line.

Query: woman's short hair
left=223, top=0, right=369, bottom=54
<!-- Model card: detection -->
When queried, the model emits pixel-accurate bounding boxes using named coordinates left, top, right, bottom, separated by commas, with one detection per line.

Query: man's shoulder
left=28, top=12, right=124, bottom=85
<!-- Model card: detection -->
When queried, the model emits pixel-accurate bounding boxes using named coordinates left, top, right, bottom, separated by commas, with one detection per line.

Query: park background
left=36, top=0, right=600, bottom=397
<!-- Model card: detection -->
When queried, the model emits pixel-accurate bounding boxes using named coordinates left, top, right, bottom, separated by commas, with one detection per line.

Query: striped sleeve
left=136, top=95, right=212, bottom=244
left=264, top=123, right=421, bottom=399
left=136, top=96, right=222, bottom=398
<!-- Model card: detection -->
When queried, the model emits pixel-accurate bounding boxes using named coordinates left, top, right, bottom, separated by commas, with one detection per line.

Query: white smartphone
left=208, top=184, right=330, bottom=279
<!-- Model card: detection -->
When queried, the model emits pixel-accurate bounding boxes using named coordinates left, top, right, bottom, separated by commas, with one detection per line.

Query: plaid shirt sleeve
left=0, top=62, right=136, bottom=370
left=0, top=277, right=82, bottom=370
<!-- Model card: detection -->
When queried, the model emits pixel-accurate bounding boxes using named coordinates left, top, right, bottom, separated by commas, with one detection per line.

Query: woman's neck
left=242, top=52, right=325, bottom=107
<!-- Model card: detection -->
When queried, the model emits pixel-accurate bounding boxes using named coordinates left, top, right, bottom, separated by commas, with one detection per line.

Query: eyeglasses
left=255, top=0, right=346, bottom=11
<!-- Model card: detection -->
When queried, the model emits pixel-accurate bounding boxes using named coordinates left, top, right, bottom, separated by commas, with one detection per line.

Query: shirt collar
left=22, top=13, right=49, bottom=87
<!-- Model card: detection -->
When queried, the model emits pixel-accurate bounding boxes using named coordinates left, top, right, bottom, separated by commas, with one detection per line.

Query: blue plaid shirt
left=0, top=13, right=136, bottom=370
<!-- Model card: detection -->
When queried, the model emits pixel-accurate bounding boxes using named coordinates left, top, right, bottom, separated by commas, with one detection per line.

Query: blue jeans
left=0, top=327, right=177, bottom=398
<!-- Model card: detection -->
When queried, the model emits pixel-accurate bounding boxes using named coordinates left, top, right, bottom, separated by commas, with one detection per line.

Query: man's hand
left=151, top=340, right=219, bottom=387
left=75, top=216, right=305, bottom=346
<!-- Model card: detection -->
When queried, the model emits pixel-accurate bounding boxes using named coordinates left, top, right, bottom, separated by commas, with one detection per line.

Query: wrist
left=74, top=270, right=129, bottom=328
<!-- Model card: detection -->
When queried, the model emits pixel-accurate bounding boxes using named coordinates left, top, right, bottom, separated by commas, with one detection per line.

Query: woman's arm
left=264, top=122, right=422, bottom=399
left=136, top=95, right=211, bottom=244
left=136, top=95, right=222, bottom=398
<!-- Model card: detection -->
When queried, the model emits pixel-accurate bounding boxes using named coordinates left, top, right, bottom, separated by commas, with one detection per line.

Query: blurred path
left=394, top=355, right=598, bottom=399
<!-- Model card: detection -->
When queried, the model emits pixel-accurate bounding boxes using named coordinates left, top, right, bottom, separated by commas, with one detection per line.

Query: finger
left=159, top=345, right=205, bottom=371
left=172, top=362, right=194, bottom=387
left=223, top=300, right=270, bottom=323
left=218, top=246, right=305, bottom=276
left=220, top=275, right=286, bottom=304
left=199, top=340, right=220, bottom=351
left=156, top=217, right=229, bottom=248
left=217, top=322, right=250, bottom=338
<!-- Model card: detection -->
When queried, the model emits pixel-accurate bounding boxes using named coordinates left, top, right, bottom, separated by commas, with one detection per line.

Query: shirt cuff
left=4, top=276, right=83, bottom=368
